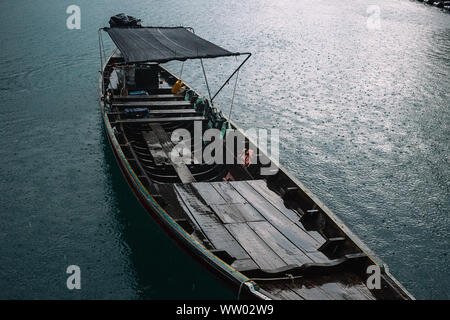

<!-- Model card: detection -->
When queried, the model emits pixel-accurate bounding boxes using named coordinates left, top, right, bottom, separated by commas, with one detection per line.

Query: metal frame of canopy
left=98, top=26, right=251, bottom=108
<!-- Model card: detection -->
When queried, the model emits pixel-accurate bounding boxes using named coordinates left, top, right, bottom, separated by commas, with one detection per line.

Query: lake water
left=0, top=0, right=448, bottom=299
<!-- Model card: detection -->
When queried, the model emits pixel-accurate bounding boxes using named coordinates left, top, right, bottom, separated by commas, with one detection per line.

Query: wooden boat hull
left=98, top=53, right=413, bottom=300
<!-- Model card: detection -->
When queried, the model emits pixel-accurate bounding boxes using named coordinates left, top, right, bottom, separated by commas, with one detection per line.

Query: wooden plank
left=192, top=182, right=227, bottom=205
left=331, top=273, right=375, bottom=300
left=288, top=273, right=375, bottom=300
left=156, top=184, right=192, bottom=220
left=247, top=180, right=326, bottom=246
left=230, top=259, right=259, bottom=272
left=142, top=131, right=169, bottom=166
left=173, top=186, right=205, bottom=232
left=248, top=221, right=313, bottom=266
left=150, top=124, right=195, bottom=183
left=108, top=109, right=198, bottom=115
left=175, top=184, right=216, bottom=216
left=306, top=251, right=332, bottom=264
left=172, top=163, right=195, bottom=184
left=210, top=182, right=247, bottom=204
left=115, top=116, right=205, bottom=123
left=210, top=203, right=265, bottom=224
left=113, top=93, right=183, bottom=100
left=117, top=104, right=193, bottom=110
left=230, top=181, right=321, bottom=252
left=247, top=180, right=300, bottom=221
left=225, top=223, right=287, bottom=270
left=174, top=185, right=251, bottom=261
left=149, top=109, right=197, bottom=114
left=316, top=282, right=348, bottom=300
left=287, top=282, right=333, bottom=300
left=263, top=283, right=304, bottom=300
left=209, top=204, right=244, bottom=224
left=112, top=100, right=192, bottom=107
left=346, top=283, right=376, bottom=300
left=189, top=210, right=249, bottom=258
left=332, top=283, right=371, bottom=300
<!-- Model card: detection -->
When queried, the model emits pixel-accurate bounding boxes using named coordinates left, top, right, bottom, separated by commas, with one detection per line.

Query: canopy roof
left=105, top=27, right=242, bottom=64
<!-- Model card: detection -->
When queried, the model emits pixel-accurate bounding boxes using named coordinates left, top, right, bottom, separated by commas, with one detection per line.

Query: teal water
left=0, top=0, right=448, bottom=299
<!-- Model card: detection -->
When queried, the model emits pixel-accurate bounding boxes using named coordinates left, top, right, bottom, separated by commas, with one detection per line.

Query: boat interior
left=100, top=50, right=410, bottom=300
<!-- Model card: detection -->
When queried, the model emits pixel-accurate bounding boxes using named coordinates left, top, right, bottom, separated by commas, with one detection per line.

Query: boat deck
left=159, top=179, right=376, bottom=300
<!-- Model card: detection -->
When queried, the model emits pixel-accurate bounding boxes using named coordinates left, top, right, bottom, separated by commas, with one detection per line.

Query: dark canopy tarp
left=105, top=27, right=241, bottom=63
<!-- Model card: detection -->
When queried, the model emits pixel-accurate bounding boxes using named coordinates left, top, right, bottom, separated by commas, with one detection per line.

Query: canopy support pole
left=200, top=59, right=212, bottom=102
left=98, top=29, right=105, bottom=95
left=179, top=61, right=185, bottom=78
left=211, top=53, right=251, bottom=104
left=228, top=68, right=240, bottom=122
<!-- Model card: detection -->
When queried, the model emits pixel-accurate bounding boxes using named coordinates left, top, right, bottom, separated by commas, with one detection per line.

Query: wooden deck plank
left=113, top=93, right=184, bottom=100
left=174, top=184, right=251, bottom=261
left=142, top=131, right=169, bottom=166
left=210, top=182, right=247, bottom=204
left=246, top=180, right=301, bottom=221
left=156, top=184, right=193, bottom=220
left=225, top=223, right=287, bottom=270
left=195, top=215, right=250, bottom=261
left=330, top=273, right=375, bottom=300
left=150, top=124, right=195, bottom=183
left=248, top=221, right=313, bottom=266
left=209, top=204, right=247, bottom=224
left=175, top=184, right=217, bottom=216
left=173, top=186, right=205, bottom=232
left=114, top=116, right=205, bottom=123
left=230, top=181, right=321, bottom=252
left=263, top=283, right=304, bottom=300
left=286, top=282, right=334, bottom=300
left=109, top=109, right=198, bottom=115
left=247, top=180, right=326, bottom=246
left=316, top=282, right=348, bottom=300
left=347, top=284, right=376, bottom=300
left=306, top=251, right=332, bottom=264
left=172, top=164, right=195, bottom=184
left=230, top=259, right=259, bottom=272
left=284, top=273, right=375, bottom=300
left=147, top=109, right=198, bottom=114
left=192, top=182, right=227, bottom=205
left=112, top=100, right=192, bottom=107
left=210, top=203, right=265, bottom=224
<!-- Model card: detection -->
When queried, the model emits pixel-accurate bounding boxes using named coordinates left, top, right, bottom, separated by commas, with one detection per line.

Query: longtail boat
left=97, top=14, right=413, bottom=300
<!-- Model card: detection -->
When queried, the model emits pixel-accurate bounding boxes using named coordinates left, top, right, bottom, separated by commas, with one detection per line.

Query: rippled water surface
left=0, top=0, right=448, bottom=299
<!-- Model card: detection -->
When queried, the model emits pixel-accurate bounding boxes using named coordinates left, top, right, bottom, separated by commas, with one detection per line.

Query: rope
left=237, top=280, right=252, bottom=300
left=250, top=274, right=303, bottom=282
left=237, top=274, right=303, bottom=300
